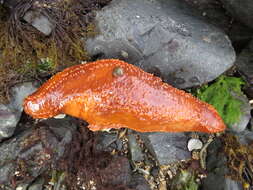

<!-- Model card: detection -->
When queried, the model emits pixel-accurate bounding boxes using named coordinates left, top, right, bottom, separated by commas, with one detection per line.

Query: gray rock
left=0, top=104, right=18, bottom=141
left=100, top=156, right=131, bottom=186
left=23, top=10, right=55, bottom=36
left=128, top=174, right=151, bottom=190
left=203, top=173, right=243, bottom=190
left=0, top=118, right=76, bottom=186
left=183, top=0, right=232, bottom=31
left=94, top=131, right=122, bottom=152
left=220, top=0, right=253, bottom=29
left=86, top=0, right=235, bottom=89
left=236, top=130, right=253, bottom=145
left=0, top=82, right=38, bottom=141
left=235, top=40, right=253, bottom=98
left=2, top=0, right=18, bottom=9
left=16, top=184, right=29, bottom=190
left=28, top=177, right=44, bottom=190
left=0, top=163, right=15, bottom=185
left=9, top=82, right=38, bottom=113
left=52, top=172, right=67, bottom=190
left=127, top=133, right=144, bottom=162
left=228, top=93, right=251, bottom=133
left=228, top=23, right=253, bottom=50
left=140, top=132, right=190, bottom=165
left=203, top=138, right=243, bottom=190
left=185, top=0, right=253, bottom=50
left=250, top=118, right=253, bottom=131
left=224, top=179, right=244, bottom=190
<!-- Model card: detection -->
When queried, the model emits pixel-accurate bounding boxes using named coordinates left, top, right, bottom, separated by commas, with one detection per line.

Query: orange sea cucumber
left=23, top=59, right=226, bottom=133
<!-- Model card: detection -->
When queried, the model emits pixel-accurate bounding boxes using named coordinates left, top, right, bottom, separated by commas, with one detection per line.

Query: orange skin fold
left=23, top=59, right=226, bottom=133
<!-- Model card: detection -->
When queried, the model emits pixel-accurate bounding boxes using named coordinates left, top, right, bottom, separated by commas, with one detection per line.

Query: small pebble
left=121, top=50, right=129, bottom=58
left=187, top=138, right=203, bottom=151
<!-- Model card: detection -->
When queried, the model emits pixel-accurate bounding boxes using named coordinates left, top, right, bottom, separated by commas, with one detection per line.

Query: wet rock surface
left=0, top=118, right=76, bottom=187
left=235, top=40, right=253, bottom=98
left=127, top=132, right=144, bottom=162
left=23, top=10, right=55, bottom=36
left=202, top=138, right=243, bottom=190
left=220, top=0, right=253, bottom=29
left=203, top=174, right=243, bottom=190
left=100, top=156, right=131, bottom=186
left=86, top=0, right=235, bottom=89
left=140, top=132, right=190, bottom=165
left=128, top=174, right=151, bottom=190
left=0, top=82, right=38, bottom=141
left=228, top=93, right=251, bottom=132
left=183, top=0, right=253, bottom=50
left=94, top=131, right=122, bottom=153
left=227, top=23, right=253, bottom=51
left=236, top=129, right=253, bottom=145
left=183, top=0, right=231, bottom=30
left=0, top=0, right=252, bottom=189
left=0, top=104, right=18, bottom=141
left=27, top=177, right=44, bottom=190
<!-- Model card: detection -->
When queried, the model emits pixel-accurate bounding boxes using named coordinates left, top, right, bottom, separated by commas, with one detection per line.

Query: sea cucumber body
left=23, top=59, right=226, bottom=133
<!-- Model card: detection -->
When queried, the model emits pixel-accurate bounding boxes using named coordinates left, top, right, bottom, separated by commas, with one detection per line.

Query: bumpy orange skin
left=23, top=59, right=226, bottom=133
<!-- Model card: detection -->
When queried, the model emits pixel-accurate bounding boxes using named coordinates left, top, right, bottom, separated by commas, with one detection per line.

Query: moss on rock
left=0, top=0, right=111, bottom=102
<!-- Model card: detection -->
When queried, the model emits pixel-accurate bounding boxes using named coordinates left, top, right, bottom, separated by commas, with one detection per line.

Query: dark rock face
left=228, top=93, right=251, bottom=133
left=0, top=104, right=18, bottom=141
left=236, top=130, right=253, bottom=146
left=2, top=0, right=19, bottom=9
left=127, top=132, right=144, bottom=162
left=220, top=0, right=253, bottom=29
left=227, top=22, right=253, bottom=51
left=27, top=177, right=44, bottom=190
left=94, top=131, right=122, bottom=153
left=0, top=82, right=38, bottom=142
left=100, top=156, right=132, bottom=186
left=202, top=138, right=243, bottom=190
left=0, top=118, right=76, bottom=186
left=203, top=173, right=243, bottom=190
left=140, top=132, right=190, bottom=165
left=86, top=0, right=235, bottom=89
left=128, top=174, right=151, bottom=190
left=235, top=40, right=253, bottom=99
left=183, top=0, right=232, bottom=31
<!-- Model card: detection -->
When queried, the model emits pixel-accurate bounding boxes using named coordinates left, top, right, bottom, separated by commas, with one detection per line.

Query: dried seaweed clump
left=0, top=0, right=111, bottom=102
left=224, top=134, right=253, bottom=188
left=56, top=122, right=131, bottom=190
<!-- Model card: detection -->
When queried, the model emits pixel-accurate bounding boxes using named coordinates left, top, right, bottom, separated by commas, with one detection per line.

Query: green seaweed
left=194, top=76, right=245, bottom=126
left=37, top=57, right=55, bottom=73
left=171, top=170, right=199, bottom=190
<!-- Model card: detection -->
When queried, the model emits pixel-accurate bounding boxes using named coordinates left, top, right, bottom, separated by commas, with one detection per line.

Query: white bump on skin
left=28, top=101, right=40, bottom=112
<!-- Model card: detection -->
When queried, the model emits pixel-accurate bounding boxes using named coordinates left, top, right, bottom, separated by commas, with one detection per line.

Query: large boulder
left=86, top=0, right=235, bottom=89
